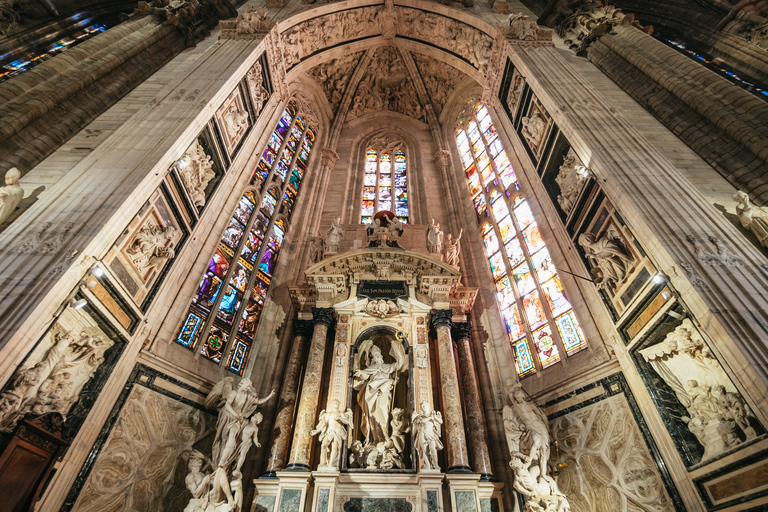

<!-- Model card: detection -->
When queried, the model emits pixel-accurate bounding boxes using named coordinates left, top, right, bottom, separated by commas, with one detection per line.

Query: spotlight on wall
left=70, top=298, right=87, bottom=310
left=653, top=273, right=665, bottom=285
left=577, top=165, right=590, bottom=178
left=177, top=156, right=190, bottom=169
left=93, top=267, right=104, bottom=278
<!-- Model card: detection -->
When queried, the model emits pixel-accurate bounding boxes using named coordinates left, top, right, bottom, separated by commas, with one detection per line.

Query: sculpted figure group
left=578, top=228, right=634, bottom=290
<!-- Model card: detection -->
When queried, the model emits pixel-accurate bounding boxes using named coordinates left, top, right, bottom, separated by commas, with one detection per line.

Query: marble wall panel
left=255, top=495, right=277, bottom=512
left=342, top=497, right=414, bottom=512
left=317, top=488, right=330, bottom=512
left=279, top=489, right=302, bottom=512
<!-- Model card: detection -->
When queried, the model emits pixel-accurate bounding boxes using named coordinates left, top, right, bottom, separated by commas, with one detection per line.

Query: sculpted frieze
left=309, top=53, right=364, bottom=114
left=412, top=52, right=467, bottom=115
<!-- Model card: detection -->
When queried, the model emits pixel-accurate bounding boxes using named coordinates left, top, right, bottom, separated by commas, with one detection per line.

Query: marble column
left=285, top=308, right=334, bottom=471
left=431, top=309, right=472, bottom=474
left=264, top=319, right=313, bottom=477
left=453, top=321, right=494, bottom=481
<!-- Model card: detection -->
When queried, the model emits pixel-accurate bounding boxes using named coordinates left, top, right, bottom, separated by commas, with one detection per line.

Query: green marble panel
left=455, top=491, right=476, bottom=512
left=317, top=488, right=330, bottom=512
left=255, top=495, right=276, bottom=512
left=279, top=489, right=302, bottom=512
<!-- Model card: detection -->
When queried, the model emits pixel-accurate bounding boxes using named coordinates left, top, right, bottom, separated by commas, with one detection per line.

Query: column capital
left=451, top=321, right=473, bottom=341
left=312, top=307, right=335, bottom=328
left=431, top=309, right=453, bottom=330
left=292, top=319, right=314, bottom=338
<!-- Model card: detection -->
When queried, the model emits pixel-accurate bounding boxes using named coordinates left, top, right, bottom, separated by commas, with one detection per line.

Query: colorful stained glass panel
left=514, top=339, right=535, bottom=376
left=533, top=326, right=560, bottom=368
left=523, top=290, right=547, bottom=330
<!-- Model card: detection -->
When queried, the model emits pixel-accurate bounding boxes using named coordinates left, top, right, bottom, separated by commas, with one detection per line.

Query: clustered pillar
left=285, top=307, right=334, bottom=471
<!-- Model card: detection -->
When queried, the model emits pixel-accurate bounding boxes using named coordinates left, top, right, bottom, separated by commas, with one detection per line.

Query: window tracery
left=361, top=137, right=408, bottom=224
left=175, top=98, right=316, bottom=374
left=456, top=98, right=586, bottom=377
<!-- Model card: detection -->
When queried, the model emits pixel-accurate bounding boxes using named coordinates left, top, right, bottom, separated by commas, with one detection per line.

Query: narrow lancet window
left=360, top=137, right=408, bottom=224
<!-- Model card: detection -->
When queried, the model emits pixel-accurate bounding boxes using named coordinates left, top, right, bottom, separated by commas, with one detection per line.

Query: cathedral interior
left=0, top=0, right=768, bottom=510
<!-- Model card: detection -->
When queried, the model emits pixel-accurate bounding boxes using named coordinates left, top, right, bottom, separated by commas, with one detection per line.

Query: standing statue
left=310, top=399, right=353, bottom=468
left=443, top=229, right=463, bottom=267
left=426, top=217, right=444, bottom=256
left=325, top=216, right=343, bottom=253
left=0, top=167, right=23, bottom=225
left=309, top=235, right=325, bottom=264
left=732, top=191, right=768, bottom=248
left=234, top=412, right=262, bottom=473
left=412, top=401, right=443, bottom=470
left=353, top=341, right=406, bottom=447
left=578, top=229, right=634, bottom=290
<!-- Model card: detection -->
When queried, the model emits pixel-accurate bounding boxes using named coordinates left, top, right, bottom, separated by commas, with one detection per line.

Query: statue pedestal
left=272, top=471, right=312, bottom=512
left=446, top=473, right=482, bottom=511
left=477, top=480, right=506, bottom=512
left=310, top=470, right=340, bottom=512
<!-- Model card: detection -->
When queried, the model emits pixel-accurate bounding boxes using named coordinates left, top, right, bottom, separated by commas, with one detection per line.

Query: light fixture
left=177, top=155, right=190, bottom=169
left=577, top=165, right=590, bottom=178
left=93, top=267, right=104, bottom=278
left=71, top=298, right=87, bottom=310
left=653, top=274, right=665, bottom=284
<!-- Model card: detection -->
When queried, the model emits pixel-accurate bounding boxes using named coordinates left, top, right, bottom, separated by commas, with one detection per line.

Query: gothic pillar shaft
left=286, top=308, right=334, bottom=470
left=265, top=319, right=313, bottom=475
left=453, top=322, right=493, bottom=480
left=431, top=309, right=472, bottom=473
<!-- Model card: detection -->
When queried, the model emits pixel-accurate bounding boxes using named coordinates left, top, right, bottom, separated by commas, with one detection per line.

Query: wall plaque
left=357, top=280, right=408, bottom=300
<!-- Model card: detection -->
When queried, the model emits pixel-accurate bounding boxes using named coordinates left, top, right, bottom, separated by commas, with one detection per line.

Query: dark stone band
left=283, top=463, right=311, bottom=472
left=312, top=307, right=335, bottom=328
left=431, top=309, right=453, bottom=329
left=451, top=321, right=472, bottom=341
left=446, top=464, right=474, bottom=474
left=259, top=471, right=278, bottom=479
left=478, top=473, right=494, bottom=482
left=292, top=319, right=314, bottom=338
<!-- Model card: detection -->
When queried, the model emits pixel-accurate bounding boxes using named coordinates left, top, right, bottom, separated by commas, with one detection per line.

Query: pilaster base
left=446, top=473, right=482, bottom=511
left=477, top=480, right=505, bottom=512
left=310, top=470, right=340, bottom=512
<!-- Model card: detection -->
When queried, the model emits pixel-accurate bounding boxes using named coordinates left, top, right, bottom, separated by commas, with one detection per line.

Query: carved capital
left=292, top=319, right=314, bottom=338
left=431, top=309, right=453, bottom=330
left=451, top=321, right=472, bottom=341
left=433, top=149, right=451, bottom=175
left=312, top=307, right=335, bottom=328
left=320, top=148, right=340, bottom=170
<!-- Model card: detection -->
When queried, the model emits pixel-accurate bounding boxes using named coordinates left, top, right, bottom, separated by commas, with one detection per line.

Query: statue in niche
left=325, top=216, right=343, bottom=253
left=578, top=228, right=634, bottom=290
left=310, top=399, right=353, bottom=468
left=185, top=378, right=275, bottom=511
left=0, top=325, right=113, bottom=432
left=223, top=105, right=248, bottom=137
left=179, top=140, right=216, bottom=208
left=443, top=229, right=463, bottom=267
left=732, top=191, right=768, bottom=248
left=381, top=408, right=410, bottom=469
left=366, top=213, right=404, bottom=248
left=426, top=217, right=443, bottom=257
left=353, top=339, right=407, bottom=464
left=521, top=113, right=547, bottom=149
left=309, top=235, right=325, bottom=264
left=412, top=401, right=443, bottom=470
left=0, top=167, right=23, bottom=225
left=640, top=319, right=760, bottom=460
left=127, top=222, right=177, bottom=273
left=246, top=62, right=270, bottom=113
left=555, top=150, right=586, bottom=214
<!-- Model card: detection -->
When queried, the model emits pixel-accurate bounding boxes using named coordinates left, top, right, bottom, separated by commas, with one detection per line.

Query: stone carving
left=415, top=345, right=428, bottom=368
left=183, top=378, right=275, bottom=511
left=708, top=235, right=745, bottom=266
left=311, top=399, right=354, bottom=468
left=555, top=4, right=628, bottom=54
left=506, top=69, right=525, bottom=112
left=443, top=229, right=463, bottom=267
left=522, top=113, right=547, bottom=148
left=640, top=319, right=759, bottom=460
left=412, top=52, right=466, bottom=115
left=347, top=46, right=426, bottom=122
left=0, top=1, right=22, bottom=36
left=8, top=221, right=74, bottom=254
left=0, top=322, right=113, bottom=432
left=381, top=408, right=409, bottom=469
left=309, top=236, right=325, bottom=264
left=334, top=344, right=347, bottom=366
left=364, top=299, right=401, bottom=318
left=555, top=150, right=586, bottom=214
left=412, top=401, right=443, bottom=470
left=0, top=167, right=23, bottom=224
left=378, top=0, right=398, bottom=40
left=353, top=340, right=407, bottom=465
left=551, top=393, right=675, bottom=511
left=127, top=222, right=177, bottom=272
left=504, top=386, right=570, bottom=511
left=507, top=13, right=539, bottom=41
left=686, top=235, right=720, bottom=265
left=309, top=53, right=363, bottom=114
left=578, top=228, right=634, bottom=290
left=366, top=213, right=404, bottom=248
left=733, top=190, right=768, bottom=248
left=325, top=217, right=343, bottom=254
left=426, top=217, right=443, bottom=257
left=224, top=105, right=248, bottom=138
left=744, top=21, right=768, bottom=50
left=178, top=140, right=216, bottom=208
left=245, top=61, right=270, bottom=113
left=219, top=7, right=275, bottom=39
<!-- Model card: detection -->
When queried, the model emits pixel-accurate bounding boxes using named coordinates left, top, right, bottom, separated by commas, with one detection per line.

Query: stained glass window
left=175, top=97, right=317, bottom=374
left=456, top=98, right=587, bottom=377
left=360, top=140, right=408, bottom=224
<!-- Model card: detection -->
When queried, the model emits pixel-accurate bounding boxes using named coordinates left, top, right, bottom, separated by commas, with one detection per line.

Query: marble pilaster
left=286, top=307, right=334, bottom=471
left=265, top=319, right=313, bottom=476
left=431, top=309, right=472, bottom=474
left=453, top=322, right=493, bottom=481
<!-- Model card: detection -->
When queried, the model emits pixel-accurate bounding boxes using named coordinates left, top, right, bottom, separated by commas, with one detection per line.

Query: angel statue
left=353, top=338, right=407, bottom=449
left=412, top=401, right=443, bottom=470
left=310, top=399, right=353, bottom=468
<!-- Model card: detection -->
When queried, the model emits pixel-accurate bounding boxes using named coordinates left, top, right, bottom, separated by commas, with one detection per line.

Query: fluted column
left=431, top=309, right=472, bottom=474
left=264, top=319, right=313, bottom=476
left=286, top=308, right=334, bottom=471
left=453, top=321, right=493, bottom=480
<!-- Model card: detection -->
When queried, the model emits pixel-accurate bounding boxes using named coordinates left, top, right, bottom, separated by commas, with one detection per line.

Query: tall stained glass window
left=361, top=138, right=408, bottom=224
left=456, top=98, right=587, bottom=377
left=175, top=98, right=317, bottom=374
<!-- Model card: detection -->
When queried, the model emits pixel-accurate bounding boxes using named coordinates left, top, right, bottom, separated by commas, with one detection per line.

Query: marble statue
left=509, top=453, right=570, bottom=512
left=334, top=344, right=347, bottom=366
left=0, top=325, right=113, bottom=432
left=348, top=440, right=366, bottom=468
left=426, top=217, right=443, bottom=256
left=127, top=223, right=177, bottom=272
left=443, top=229, right=463, bottom=267
left=415, top=345, right=428, bottom=368
left=412, top=401, right=443, bottom=470
left=0, top=167, right=23, bottom=225
left=246, top=62, right=270, bottom=113
left=366, top=213, right=404, bottom=248
left=184, top=451, right=212, bottom=512
left=382, top=408, right=410, bottom=469
left=640, top=319, right=759, bottom=460
left=353, top=340, right=407, bottom=452
left=179, top=141, right=216, bottom=208
left=507, top=13, right=539, bottom=40
left=732, top=191, right=768, bottom=248
left=364, top=299, right=400, bottom=318
left=521, top=113, right=547, bottom=149
left=555, top=150, right=586, bottom=214
left=325, top=216, right=343, bottom=253
left=578, top=229, right=634, bottom=290
left=309, top=235, right=325, bottom=264
left=310, top=399, right=353, bottom=468
left=185, top=377, right=275, bottom=511
left=224, top=105, right=248, bottom=135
